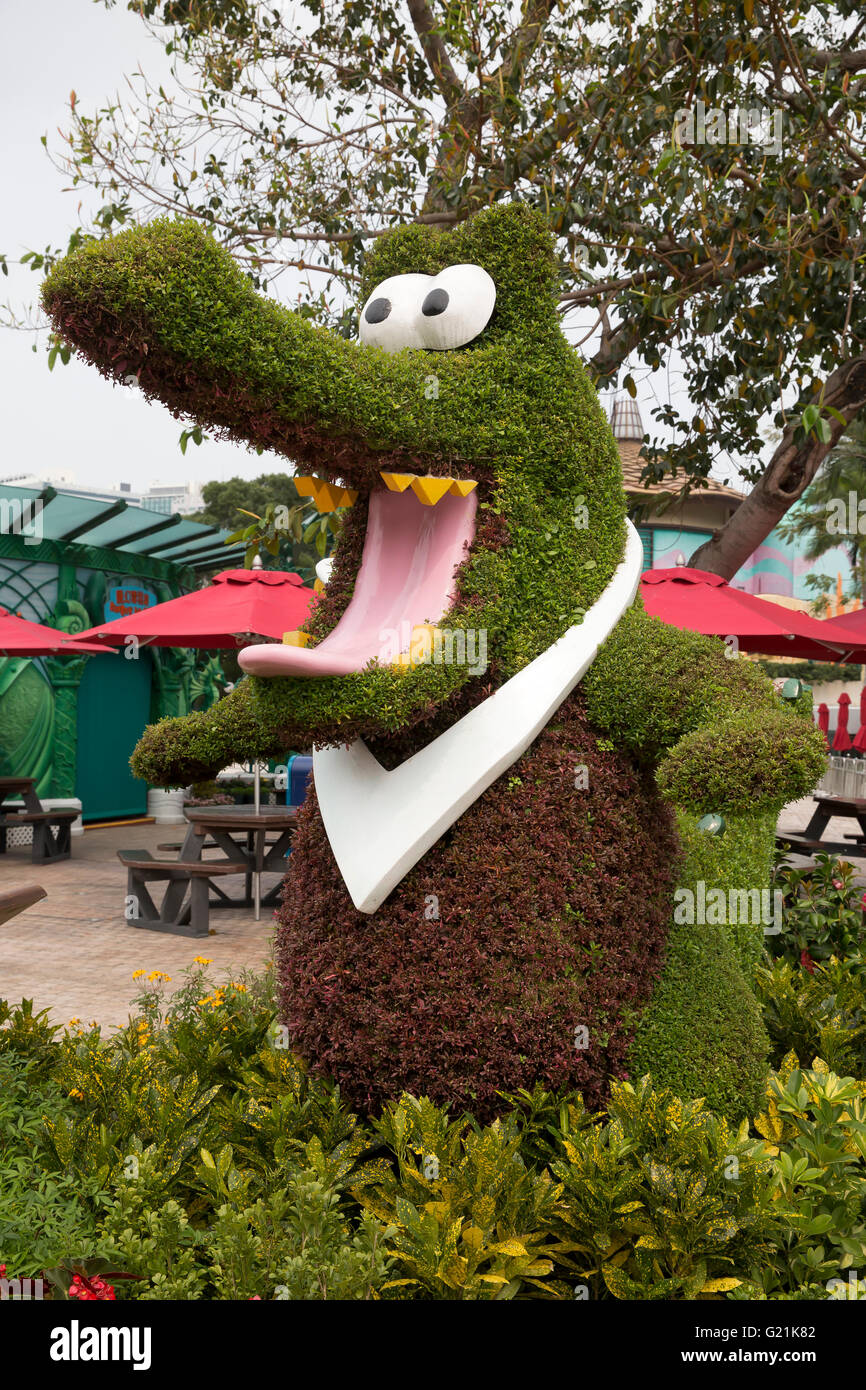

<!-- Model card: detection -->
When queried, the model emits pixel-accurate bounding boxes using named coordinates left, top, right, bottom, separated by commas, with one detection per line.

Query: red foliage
left=275, top=694, right=679, bottom=1119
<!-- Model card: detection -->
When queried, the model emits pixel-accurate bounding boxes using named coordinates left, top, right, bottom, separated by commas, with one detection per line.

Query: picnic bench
left=118, top=804, right=299, bottom=936
left=776, top=791, right=866, bottom=858
left=0, top=883, right=47, bottom=928
left=118, top=850, right=248, bottom=938
left=0, top=777, right=77, bottom=864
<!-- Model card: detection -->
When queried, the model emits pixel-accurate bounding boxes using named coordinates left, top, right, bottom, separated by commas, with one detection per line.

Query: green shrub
left=772, top=851, right=866, bottom=964
left=754, top=955, right=866, bottom=1075
left=657, top=710, right=827, bottom=816
left=352, top=1093, right=568, bottom=1300
left=752, top=1056, right=866, bottom=1298
left=549, top=1075, right=776, bottom=1300
left=627, top=809, right=772, bottom=1118
left=0, top=1052, right=101, bottom=1276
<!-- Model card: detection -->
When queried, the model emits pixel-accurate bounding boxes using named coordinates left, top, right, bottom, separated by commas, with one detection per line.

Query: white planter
left=147, top=787, right=189, bottom=825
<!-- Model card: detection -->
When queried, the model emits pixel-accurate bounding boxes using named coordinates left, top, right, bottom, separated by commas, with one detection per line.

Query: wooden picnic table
left=0, top=776, right=42, bottom=813
left=180, top=804, right=299, bottom=908
left=777, top=792, right=866, bottom=857
left=0, top=776, right=77, bottom=864
left=117, top=803, right=300, bottom=937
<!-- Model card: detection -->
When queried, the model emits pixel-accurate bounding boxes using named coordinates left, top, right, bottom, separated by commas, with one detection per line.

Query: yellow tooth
left=380, top=472, right=478, bottom=504
left=282, top=630, right=311, bottom=646
left=313, top=579, right=326, bottom=595
left=411, top=476, right=455, bottom=507
left=295, top=476, right=357, bottom=513
left=380, top=472, right=416, bottom=493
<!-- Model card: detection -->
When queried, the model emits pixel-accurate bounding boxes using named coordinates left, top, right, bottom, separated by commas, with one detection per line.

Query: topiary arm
left=583, top=608, right=826, bottom=814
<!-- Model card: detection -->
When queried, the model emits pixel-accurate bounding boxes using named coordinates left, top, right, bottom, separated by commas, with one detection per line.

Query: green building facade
left=0, top=483, right=245, bottom=821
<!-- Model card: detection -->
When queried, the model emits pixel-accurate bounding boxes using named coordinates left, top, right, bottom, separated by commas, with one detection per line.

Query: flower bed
left=2, top=909, right=865, bottom=1301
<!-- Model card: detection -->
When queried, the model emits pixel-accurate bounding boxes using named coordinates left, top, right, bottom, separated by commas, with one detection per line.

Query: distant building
left=609, top=394, right=855, bottom=605
left=0, top=471, right=204, bottom=516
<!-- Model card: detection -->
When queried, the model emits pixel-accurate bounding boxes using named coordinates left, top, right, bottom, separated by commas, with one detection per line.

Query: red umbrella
left=817, top=703, right=830, bottom=748
left=71, top=568, right=316, bottom=650
left=819, top=607, right=866, bottom=663
left=0, top=607, right=109, bottom=656
left=641, top=568, right=857, bottom=660
left=833, top=692, right=853, bottom=751
left=855, top=688, right=866, bottom=753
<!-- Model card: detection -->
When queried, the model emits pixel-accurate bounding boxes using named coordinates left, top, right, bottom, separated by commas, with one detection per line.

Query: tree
left=776, top=417, right=866, bottom=610
left=194, top=472, right=343, bottom=581
left=10, top=0, right=866, bottom=576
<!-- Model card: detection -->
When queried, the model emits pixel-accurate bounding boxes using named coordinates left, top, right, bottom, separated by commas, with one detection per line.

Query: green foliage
left=353, top=1094, right=567, bottom=1300
left=551, top=1076, right=775, bottom=1300
left=752, top=1056, right=866, bottom=1298
left=585, top=609, right=826, bottom=813
left=0, top=1052, right=102, bottom=1276
left=195, top=472, right=342, bottom=581
left=754, top=956, right=866, bottom=1076
left=627, top=808, right=772, bottom=1118
left=2, top=969, right=865, bottom=1302
left=772, top=852, right=866, bottom=964
left=758, top=659, right=861, bottom=685
left=658, top=710, right=828, bottom=816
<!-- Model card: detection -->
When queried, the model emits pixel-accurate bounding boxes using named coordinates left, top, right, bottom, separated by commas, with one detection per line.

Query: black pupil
left=365, top=297, right=391, bottom=324
left=422, top=287, right=449, bottom=317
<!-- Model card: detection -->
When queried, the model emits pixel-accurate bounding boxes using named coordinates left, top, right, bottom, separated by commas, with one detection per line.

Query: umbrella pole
left=254, top=762, right=261, bottom=921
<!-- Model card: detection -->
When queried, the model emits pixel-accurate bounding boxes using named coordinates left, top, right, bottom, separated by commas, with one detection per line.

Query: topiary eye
left=365, top=297, right=391, bottom=324
left=416, top=264, right=496, bottom=350
left=358, top=273, right=431, bottom=351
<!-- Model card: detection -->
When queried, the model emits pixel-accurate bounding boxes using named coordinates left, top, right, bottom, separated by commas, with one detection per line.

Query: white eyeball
left=358, top=263, right=496, bottom=353
left=416, top=264, right=496, bottom=351
left=358, top=274, right=431, bottom=351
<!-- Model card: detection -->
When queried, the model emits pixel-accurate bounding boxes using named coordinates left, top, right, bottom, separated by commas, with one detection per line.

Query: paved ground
left=777, top=793, right=866, bottom=880
left=0, top=821, right=280, bottom=1033
left=3, top=795, right=866, bottom=1033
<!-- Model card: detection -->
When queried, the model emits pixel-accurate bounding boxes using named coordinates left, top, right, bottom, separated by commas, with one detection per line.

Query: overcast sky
left=0, top=0, right=744, bottom=495
left=0, top=0, right=292, bottom=493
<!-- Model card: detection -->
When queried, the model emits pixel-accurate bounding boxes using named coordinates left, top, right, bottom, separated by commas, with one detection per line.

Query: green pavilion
left=0, top=482, right=244, bottom=821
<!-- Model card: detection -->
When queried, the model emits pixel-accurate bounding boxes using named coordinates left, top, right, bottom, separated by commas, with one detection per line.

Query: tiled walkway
left=3, top=797, right=865, bottom=1033
left=0, top=822, right=280, bottom=1032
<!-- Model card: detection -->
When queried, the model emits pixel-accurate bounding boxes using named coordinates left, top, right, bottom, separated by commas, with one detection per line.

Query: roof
left=618, top=439, right=746, bottom=502
left=0, top=484, right=247, bottom=572
left=606, top=390, right=746, bottom=503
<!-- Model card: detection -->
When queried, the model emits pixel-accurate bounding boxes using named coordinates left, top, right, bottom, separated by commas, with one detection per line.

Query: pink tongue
left=238, top=488, right=477, bottom=677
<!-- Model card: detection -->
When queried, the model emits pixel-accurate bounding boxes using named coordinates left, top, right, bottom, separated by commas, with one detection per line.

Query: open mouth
left=238, top=477, right=478, bottom=678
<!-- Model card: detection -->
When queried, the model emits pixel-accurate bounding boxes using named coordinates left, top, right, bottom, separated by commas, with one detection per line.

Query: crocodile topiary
left=42, top=203, right=826, bottom=1119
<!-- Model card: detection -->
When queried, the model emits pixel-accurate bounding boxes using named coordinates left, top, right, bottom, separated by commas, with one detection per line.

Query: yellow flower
left=192, top=956, right=213, bottom=966
left=147, top=971, right=171, bottom=983
left=69, top=1089, right=84, bottom=1101
left=132, top=970, right=145, bottom=980
left=67, top=1017, right=81, bottom=1028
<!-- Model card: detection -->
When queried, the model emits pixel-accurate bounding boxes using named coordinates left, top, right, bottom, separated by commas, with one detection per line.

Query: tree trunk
left=690, top=354, right=866, bottom=579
